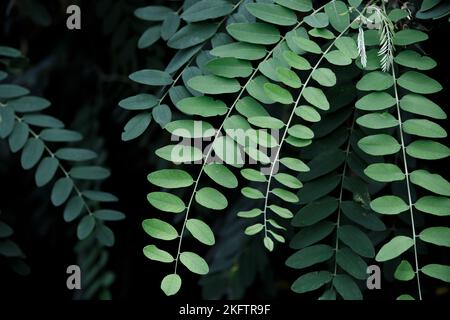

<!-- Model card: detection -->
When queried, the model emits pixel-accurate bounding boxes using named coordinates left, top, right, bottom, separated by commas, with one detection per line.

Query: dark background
left=0, top=0, right=448, bottom=301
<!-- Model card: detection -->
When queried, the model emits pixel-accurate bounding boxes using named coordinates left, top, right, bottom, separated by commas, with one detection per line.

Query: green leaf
left=138, top=26, right=161, bottom=49
left=177, top=96, right=227, bottom=117
left=63, top=197, right=84, bottom=222
left=181, top=0, right=233, bottom=22
left=204, top=164, right=238, bottom=189
left=206, top=57, right=252, bottom=78
left=142, top=218, right=178, bottom=240
left=269, top=205, right=294, bottom=219
left=325, top=50, right=352, bottom=66
left=389, top=8, right=410, bottom=22
left=247, top=76, right=275, bottom=104
left=272, top=188, right=299, bottom=203
left=341, top=201, right=386, bottom=231
left=244, top=224, right=264, bottom=236
left=29, top=112, right=63, bottom=128
left=40, top=129, right=82, bottom=142
left=397, top=71, right=442, bottom=94
left=8, top=96, right=51, bottom=112
left=246, top=3, right=297, bottom=26
left=410, top=170, right=450, bottom=196
left=69, top=166, right=110, bottom=180
left=303, top=87, right=330, bottom=110
left=77, top=215, right=96, bottom=240
left=406, top=140, right=450, bottom=160
left=0, top=107, right=15, bottom=138
left=414, top=196, right=450, bottom=216
left=288, top=124, right=314, bottom=140
left=294, top=37, right=322, bottom=54
left=161, top=13, right=180, bottom=41
left=280, top=157, right=309, bottom=172
left=275, top=0, right=312, bottom=12
left=264, top=237, right=274, bottom=251
left=0, top=46, right=22, bottom=58
left=129, top=69, right=173, bottom=86
left=186, top=219, right=215, bottom=246
left=421, top=264, right=450, bottom=282
left=335, top=36, right=358, bottom=59
left=152, top=105, right=172, bottom=128
left=210, top=42, right=266, bottom=61
left=355, top=92, right=396, bottom=111
left=263, top=83, right=293, bottom=104
left=394, top=260, right=415, bottom=281
left=291, top=271, right=333, bottom=293
left=397, top=294, right=415, bottom=300
left=376, top=236, right=414, bottom=262
left=168, top=23, right=218, bottom=49
left=304, top=12, right=329, bottom=28
left=292, top=197, right=338, bottom=227
left=195, top=187, right=227, bottom=210
left=370, top=195, right=409, bottom=215
left=51, top=178, right=73, bottom=206
left=364, top=163, right=405, bottom=182
left=297, top=175, right=340, bottom=204
left=358, top=134, right=400, bottom=156
left=395, top=50, right=437, bottom=70
left=0, top=223, right=13, bottom=239
left=403, top=119, right=446, bottom=138
left=83, top=191, right=118, bottom=202
left=179, top=252, right=209, bottom=275
left=312, top=68, right=336, bottom=87
left=147, top=192, right=186, bottom=213
left=93, top=210, right=125, bottom=221
left=325, top=1, right=349, bottom=32
left=236, top=97, right=269, bottom=120
left=161, top=274, right=182, bottom=296
left=400, top=94, right=445, bottom=119
left=276, top=67, right=302, bottom=88
left=121, top=113, right=152, bottom=141
left=304, top=29, right=334, bottom=41
left=241, top=187, right=264, bottom=200
left=35, top=157, right=58, bottom=187
left=143, top=245, right=174, bottom=263
left=188, top=75, right=240, bottom=94
left=336, top=247, right=368, bottom=280
left=290, top=221, right=335, bottom=249
left=55, top=148, right=97, bottom=162
left=283, top=51, right=312, bottom=70
left=96, top=226, right=115, bottom=246
left=419, top=227, right=450, bottom=247
left=241, top=168, right=267, bottom=182
left=286, top=244, right=334, bottom=269
left=134, top=6, right=173, bottom=21
left=393, top=29, right=428, bottom=46
left=0, top=84, right=29, bottom=99
left=339, top=225, right=375, bottom=258
left=274, top=173, right=303, bottom=189
left=20, top=138, right=44, bottom=170
left=119, top=94, right=158, bottom=110
left=237, top=208, right=263, bottom=218
left=356, top=113, right=398, bottom=129
left=226, top=23, right=280, bottom=45
left=333, top=274, right=362, bottom=300
left=249, top=116, right=285, bottom=129
left=356, top=72, right=394, bottom=91
left=166, top=46, right=202, bottom=74
left=148, top=169, right=194, bottom=189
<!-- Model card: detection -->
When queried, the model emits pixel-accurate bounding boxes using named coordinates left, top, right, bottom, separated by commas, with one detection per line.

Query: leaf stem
left=391, top=64, right=423, bottom=300
left=15, top=115, right=94, bottom=216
